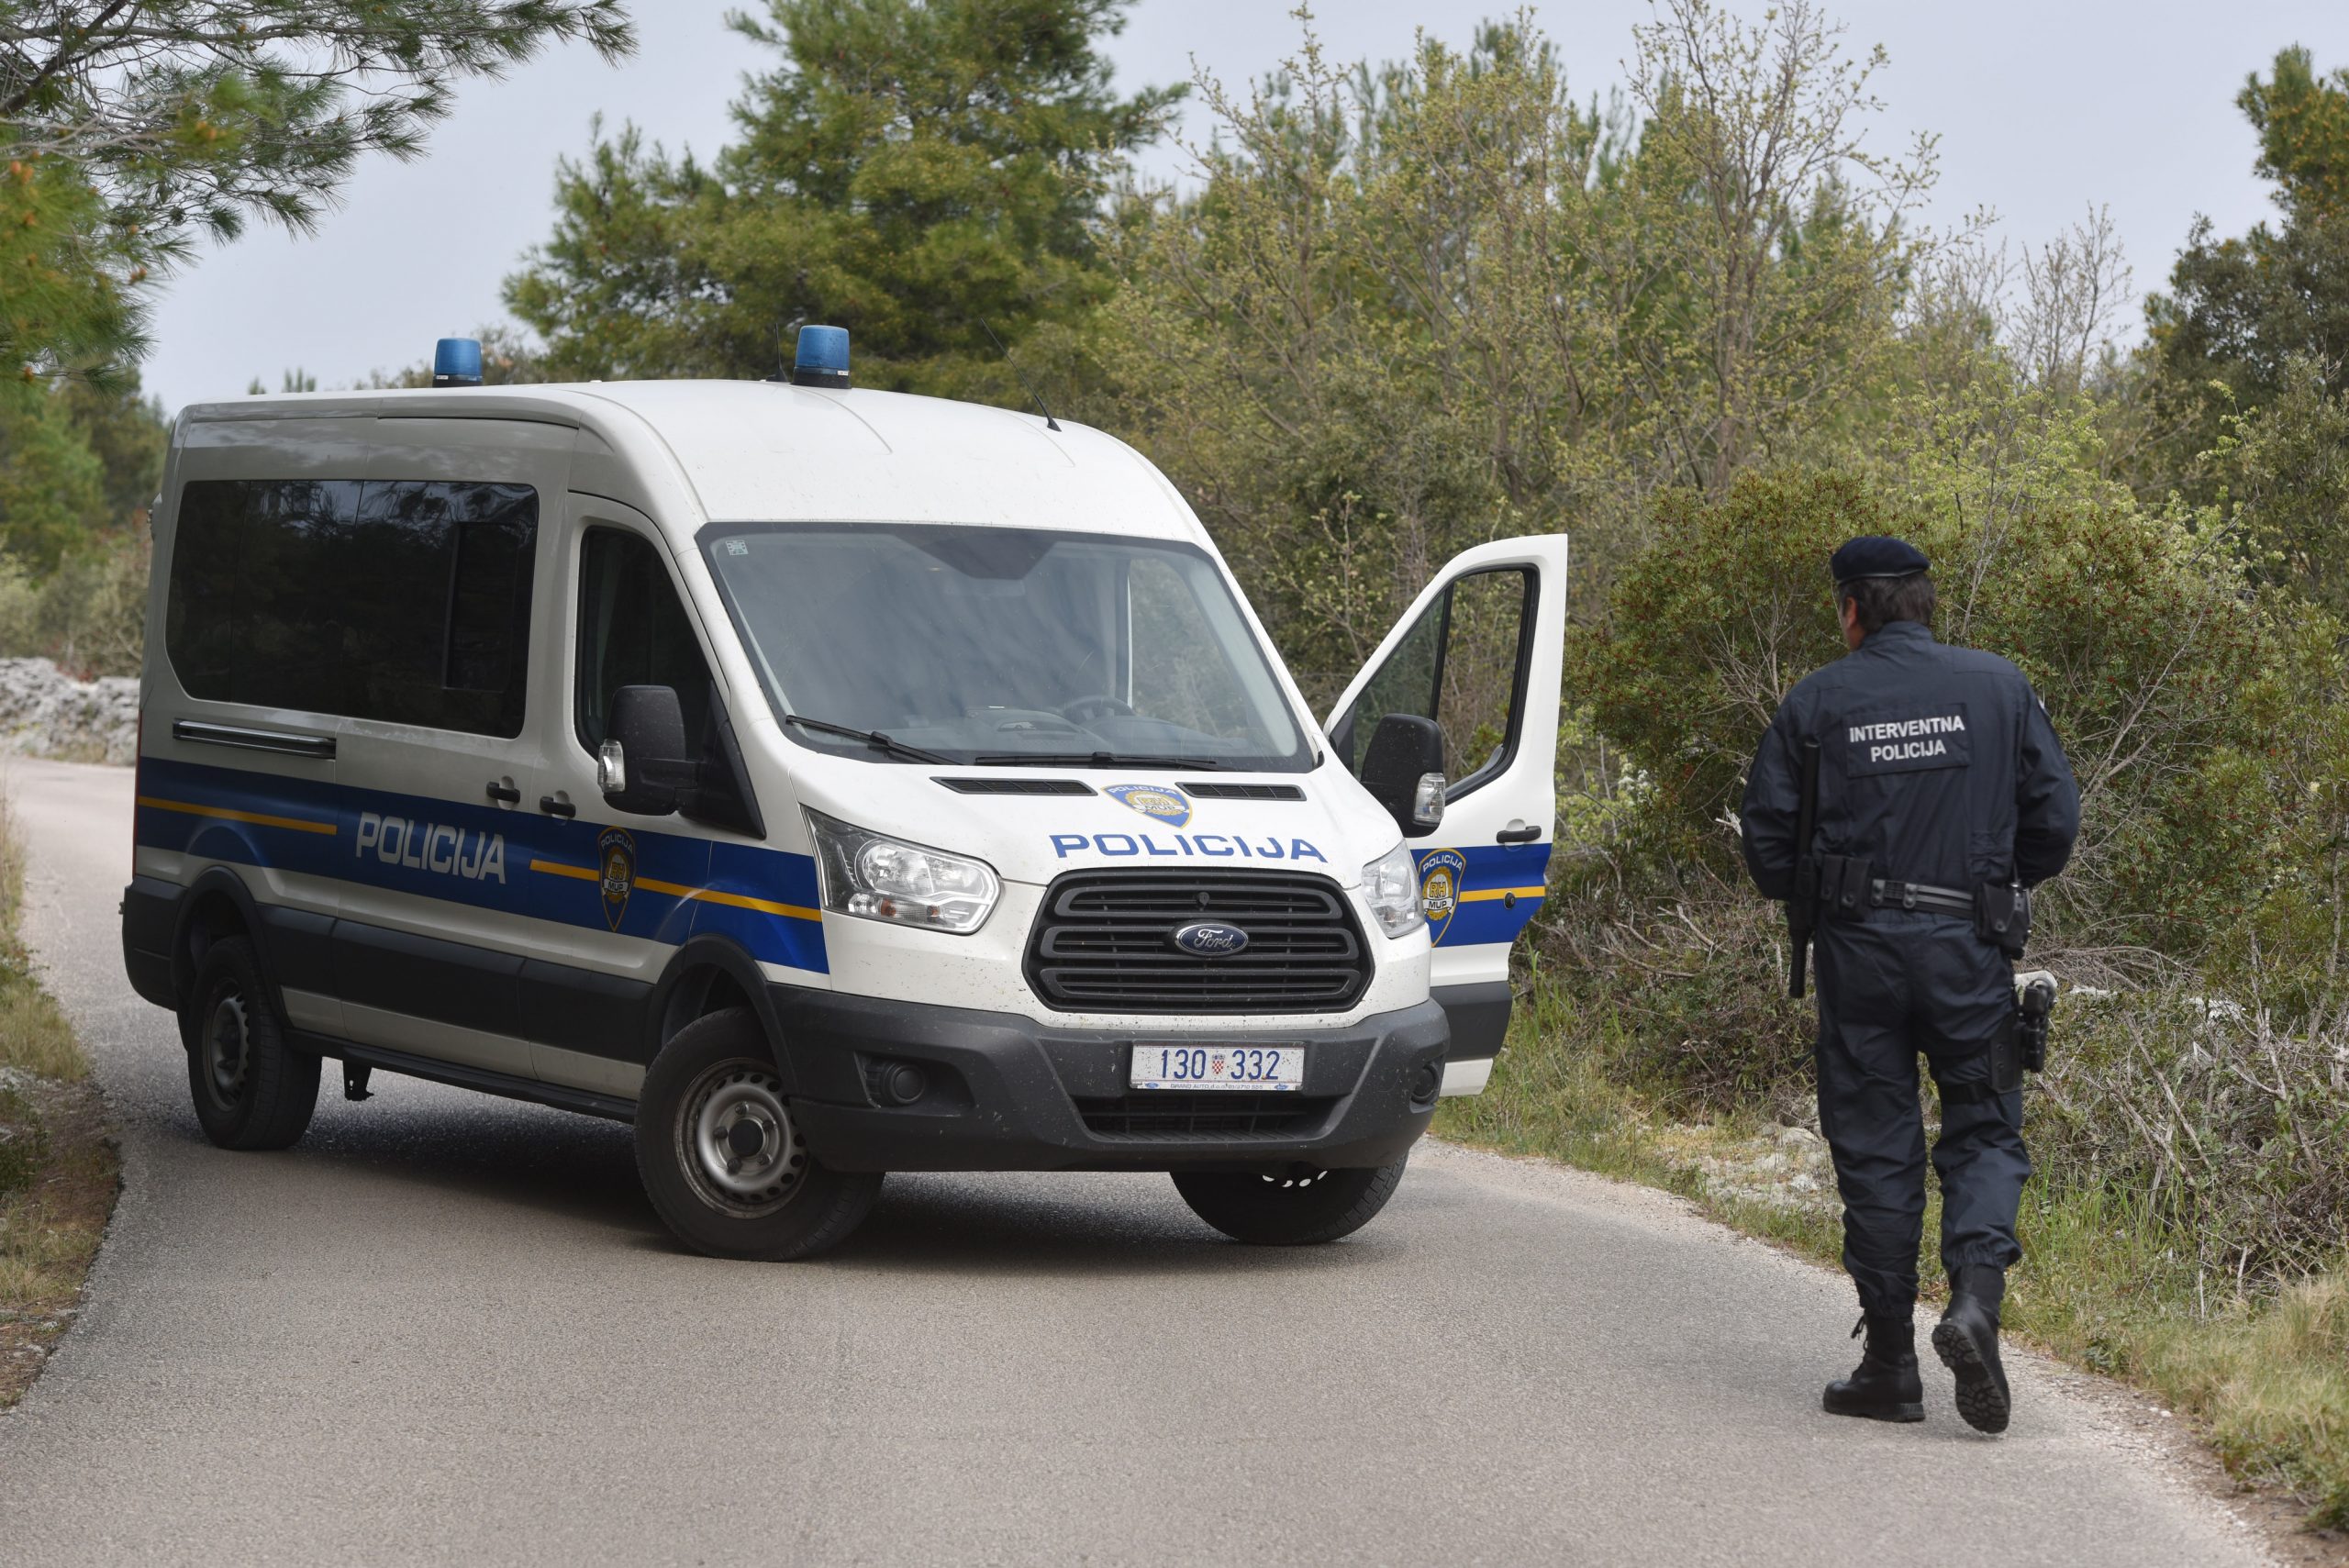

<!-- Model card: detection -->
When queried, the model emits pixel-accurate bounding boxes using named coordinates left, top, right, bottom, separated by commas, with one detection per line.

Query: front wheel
left=1172, top=1157, right=1408, bottom=1245
left=633, top=1008, right=882, bottom=1261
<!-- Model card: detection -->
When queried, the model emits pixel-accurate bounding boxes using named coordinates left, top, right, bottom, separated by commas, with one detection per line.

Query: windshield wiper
left=783, top=713, right=953, bottom=764
left=972, top=751, right=1227, bottom=771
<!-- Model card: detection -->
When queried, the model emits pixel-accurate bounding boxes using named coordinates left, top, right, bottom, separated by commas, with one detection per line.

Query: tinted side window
left=168, top=480, right=360, bottom=717
left=343, top=482, right=537, bottom=735
left=165, top=478, right=537, bottom=736
left=575, top=528, right=714, bottom=751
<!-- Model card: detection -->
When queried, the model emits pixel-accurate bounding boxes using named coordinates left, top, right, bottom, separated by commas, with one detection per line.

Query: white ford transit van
left=122, top=330, right=1566, bottom=1258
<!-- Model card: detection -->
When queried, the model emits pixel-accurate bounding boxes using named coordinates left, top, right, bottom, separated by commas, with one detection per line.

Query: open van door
left=1325, top=536, right=1569, bottom=1095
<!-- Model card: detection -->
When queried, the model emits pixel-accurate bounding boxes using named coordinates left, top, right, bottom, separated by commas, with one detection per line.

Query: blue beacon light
left=790, top=325, right=851, bottom=389
left=432, top=337, right=484, bottom=388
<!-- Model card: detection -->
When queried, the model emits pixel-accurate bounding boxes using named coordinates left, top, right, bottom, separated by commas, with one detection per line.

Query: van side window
left=575, top=528, right=714, bottom=751
left=165, top=478, right=538, bottom=736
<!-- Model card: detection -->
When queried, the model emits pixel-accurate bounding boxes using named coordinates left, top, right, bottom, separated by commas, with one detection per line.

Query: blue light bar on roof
left=433, top=338, right=484, bottom=388
left=791, top=325, right=851, bottom=390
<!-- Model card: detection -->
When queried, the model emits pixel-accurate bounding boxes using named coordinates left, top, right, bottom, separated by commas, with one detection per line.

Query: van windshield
left=700, top=524, right=1314, bottom=771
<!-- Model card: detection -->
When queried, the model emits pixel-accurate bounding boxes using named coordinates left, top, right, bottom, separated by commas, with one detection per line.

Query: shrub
left=0, top=527, right=148, bottom=679
left=1570, top=467, right=2280, bottom=973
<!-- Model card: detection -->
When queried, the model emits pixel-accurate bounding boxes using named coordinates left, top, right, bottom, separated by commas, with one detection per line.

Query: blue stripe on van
left=1417, top=840, right=1552, bottom=948
left=135, top=755, right=828, bottom=973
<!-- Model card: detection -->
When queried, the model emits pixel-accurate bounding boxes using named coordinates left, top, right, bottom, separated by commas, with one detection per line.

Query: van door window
left=343, top=482, right=538, bottom=736
left=575, top=528, right=714, bottom=751
left=1330, top=566, right=1533, bottom=797
left=165, top=478, right=537, bottom=736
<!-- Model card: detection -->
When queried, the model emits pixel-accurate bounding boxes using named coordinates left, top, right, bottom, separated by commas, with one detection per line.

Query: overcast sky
left=138, top=0, right=2349, bottom=417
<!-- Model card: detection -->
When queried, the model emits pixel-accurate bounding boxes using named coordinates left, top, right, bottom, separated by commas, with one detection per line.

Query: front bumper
left=768, top=986, right=1450, bottom=1173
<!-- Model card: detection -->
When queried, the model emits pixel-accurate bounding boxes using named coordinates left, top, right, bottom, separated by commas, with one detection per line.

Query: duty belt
left=1868, top=878, right=1976, bottom=917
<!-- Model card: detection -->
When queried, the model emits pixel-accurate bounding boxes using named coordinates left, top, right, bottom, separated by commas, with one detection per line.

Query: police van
left=121, top=329, right=1565, bottom=1259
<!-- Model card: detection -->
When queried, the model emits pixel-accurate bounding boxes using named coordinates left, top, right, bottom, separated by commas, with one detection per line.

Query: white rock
left=0, top=657, right=137, bottom=766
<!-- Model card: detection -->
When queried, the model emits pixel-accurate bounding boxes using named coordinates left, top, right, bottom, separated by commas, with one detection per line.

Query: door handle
left=485, top=781, right=521, bottom=805
left=1496, top=824, right=1542, bottom=844
left=173, top=718, right=336, bottom=760
left=539, top=795, right=576, bottom=818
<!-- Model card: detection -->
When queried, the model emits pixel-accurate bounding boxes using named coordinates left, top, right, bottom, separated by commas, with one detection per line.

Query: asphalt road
left=0, top=757, right=2271, bottom=1566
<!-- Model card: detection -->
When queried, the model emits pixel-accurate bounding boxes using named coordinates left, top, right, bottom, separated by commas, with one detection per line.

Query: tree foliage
left=506, top=0, right=1178, bottom=394
left=1092, top=4, right=1939, bottom=695
left=0, top=0, right=635, bottom=376
left=2142, top=47, right=2349, bottom=503
left=1573, top=465, right=2274, bottom=972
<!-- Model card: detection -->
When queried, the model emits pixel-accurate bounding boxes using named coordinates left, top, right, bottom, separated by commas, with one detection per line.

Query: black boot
left=1823, top=1312, right=1924, bottom=1422
left=1932, top=1265, right=2012, bottom=1434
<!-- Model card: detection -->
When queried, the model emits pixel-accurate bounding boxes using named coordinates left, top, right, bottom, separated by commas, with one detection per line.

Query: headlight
left=807, top=810, right=1000, bottom=935
left=1363, top=841, right=1427, bottom=939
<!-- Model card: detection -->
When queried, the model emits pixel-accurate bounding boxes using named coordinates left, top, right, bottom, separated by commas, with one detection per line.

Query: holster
left=1988, top=1007, right=2023, bottom=1095
left=1975, top=882, right=2032, bottom=958
left=1812, top=854, right=1874, bottom=922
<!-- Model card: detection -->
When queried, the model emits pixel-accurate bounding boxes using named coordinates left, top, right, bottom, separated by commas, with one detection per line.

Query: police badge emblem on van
left=1105, top=783, right=1192, bottom=828
left=597, top=826, right=636, bottom=931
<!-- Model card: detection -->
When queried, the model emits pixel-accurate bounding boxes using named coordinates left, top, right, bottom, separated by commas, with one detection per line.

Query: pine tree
left=0, top=1, right=636, bottom=380
left=505, top=0, right=1179, bottom=396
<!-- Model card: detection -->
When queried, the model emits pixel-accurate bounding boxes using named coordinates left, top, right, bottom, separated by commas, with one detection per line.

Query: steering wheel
left=1059, top=694, right=1137, bottom=723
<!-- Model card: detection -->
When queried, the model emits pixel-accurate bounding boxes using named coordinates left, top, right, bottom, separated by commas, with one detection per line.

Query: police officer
left=1740, top=537, right=2079, bottom=1434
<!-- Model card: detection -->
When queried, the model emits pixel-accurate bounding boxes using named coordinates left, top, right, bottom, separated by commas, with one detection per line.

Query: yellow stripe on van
left=639, top=877, right=821, bottom=923
left=1458, top=886, right=1547, bottom=903
left=529, top=858, right=820, bottom=923
left=136, top=795, right=339, bottom=836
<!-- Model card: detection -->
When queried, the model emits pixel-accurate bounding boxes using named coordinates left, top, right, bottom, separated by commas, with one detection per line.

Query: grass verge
left=0, top=789, right=119, bottom=1408
left=1437, top=985, right=2349, bottom=1538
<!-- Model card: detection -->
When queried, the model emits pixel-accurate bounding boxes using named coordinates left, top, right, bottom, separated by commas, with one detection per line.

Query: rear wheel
left=634, top=1008, right=881, bottom=1261
left=1171, top=1156, right=1408, bottom=1245
left=181, top=936, right=319, bottom=1151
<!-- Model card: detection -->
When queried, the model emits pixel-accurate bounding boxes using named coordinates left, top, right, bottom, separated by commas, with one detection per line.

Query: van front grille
left=1074, top=1092, right=1336, bottom=1140
left=1024, top=869, right=1370, bottom=1015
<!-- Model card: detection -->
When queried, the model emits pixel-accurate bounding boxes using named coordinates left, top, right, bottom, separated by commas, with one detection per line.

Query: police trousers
left=1813, top=911, right=2031, bottom=1318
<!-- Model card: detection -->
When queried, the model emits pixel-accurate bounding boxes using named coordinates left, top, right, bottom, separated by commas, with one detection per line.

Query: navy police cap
left=1831, top=535, right=1931, bottom=584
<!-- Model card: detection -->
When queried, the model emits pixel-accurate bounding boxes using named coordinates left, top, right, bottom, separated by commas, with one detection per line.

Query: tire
left=633, top=1007, right=882, bottom=1261
left=181, top=935, right=320, bottom=1151
left=1171, top=1156, right=1408, bottom=1245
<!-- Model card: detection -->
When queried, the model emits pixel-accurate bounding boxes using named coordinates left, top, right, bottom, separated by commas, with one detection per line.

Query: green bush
left=0, top=527, right=148, bottom=679
left=1570, top=467, right=2280, bottom=973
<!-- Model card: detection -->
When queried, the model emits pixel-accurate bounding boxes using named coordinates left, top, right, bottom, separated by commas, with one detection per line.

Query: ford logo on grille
left=1172, top=921, right=1250, bottom=957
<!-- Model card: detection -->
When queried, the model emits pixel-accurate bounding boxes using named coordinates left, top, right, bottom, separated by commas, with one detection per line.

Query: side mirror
left=1360, top=713, right=1445, bottom=838
left=602, top=684, right=694, bottom=816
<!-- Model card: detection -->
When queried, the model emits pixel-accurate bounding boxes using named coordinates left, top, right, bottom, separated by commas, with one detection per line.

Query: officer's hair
left=1840, top=572, right=1936, bottom=634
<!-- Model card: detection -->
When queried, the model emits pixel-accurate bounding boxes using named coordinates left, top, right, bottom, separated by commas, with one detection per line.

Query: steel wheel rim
left=677, top=1062, right=807, bottom=1218
left=202, top=992, right=251, bottom=1111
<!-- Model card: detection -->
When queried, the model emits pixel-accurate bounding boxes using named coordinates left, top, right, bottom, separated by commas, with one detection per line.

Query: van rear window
left=165, top=478, right=537, bottom=736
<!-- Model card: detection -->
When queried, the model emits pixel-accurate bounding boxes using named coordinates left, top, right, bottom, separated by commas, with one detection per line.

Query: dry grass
left=0, top=784, right=118, bottom=1407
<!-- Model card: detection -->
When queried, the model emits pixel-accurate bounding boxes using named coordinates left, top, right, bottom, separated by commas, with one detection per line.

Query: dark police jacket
left=1741, top=620, right=2080, bottom=904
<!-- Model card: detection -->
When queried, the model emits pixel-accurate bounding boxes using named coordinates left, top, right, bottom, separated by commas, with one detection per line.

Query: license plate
left=1129, top=1044, right=1304, bottom=1092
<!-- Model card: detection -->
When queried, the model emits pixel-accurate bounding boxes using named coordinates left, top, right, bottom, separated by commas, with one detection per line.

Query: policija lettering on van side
left=355, top=811, right=508, bottom=883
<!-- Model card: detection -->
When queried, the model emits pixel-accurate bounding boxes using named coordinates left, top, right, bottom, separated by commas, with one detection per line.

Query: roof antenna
left=975, top=317, right=1061, bottom=431
left=767, top=314, right=805, bottom=383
